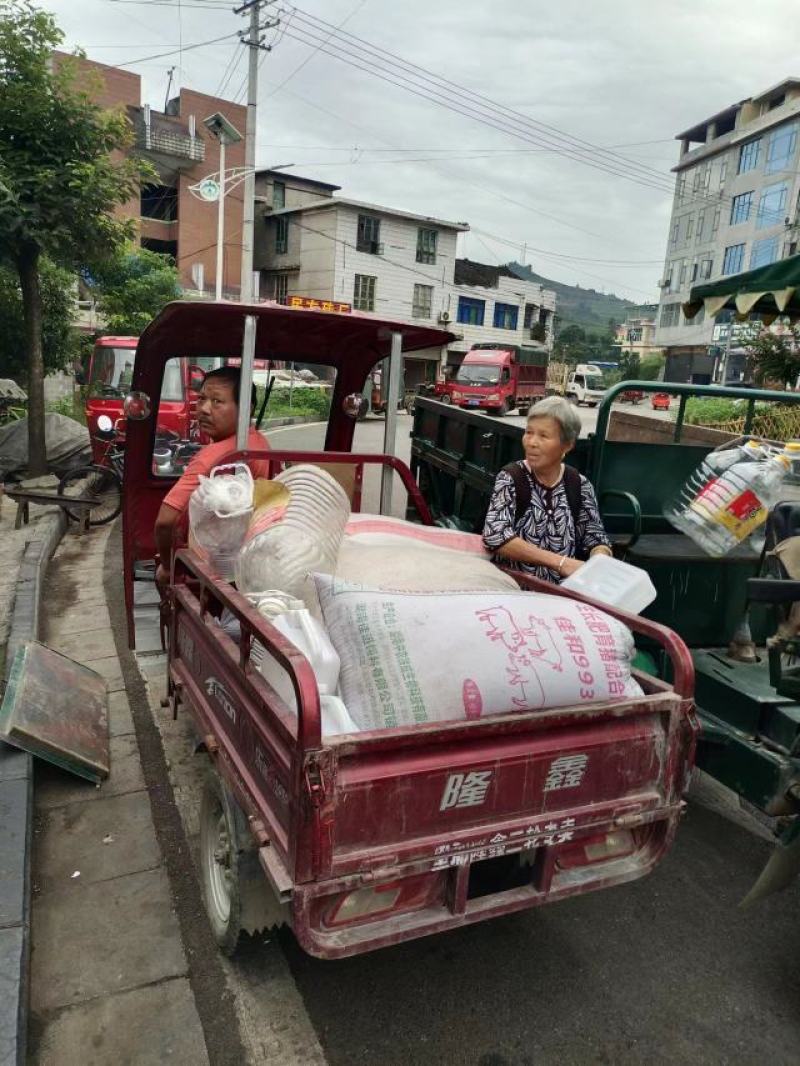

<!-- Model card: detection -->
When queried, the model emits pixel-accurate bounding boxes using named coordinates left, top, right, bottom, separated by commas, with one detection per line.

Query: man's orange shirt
left=162, top=426, right=271, bottom=515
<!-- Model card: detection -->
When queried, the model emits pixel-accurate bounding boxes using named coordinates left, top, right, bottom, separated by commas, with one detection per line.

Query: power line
left=113, top=32, right=240, bottom=68
left=265, top=0, right=366, bottom=98
left=282, top=6, right=676, bottom=193
left=275, top=21, right=678, bottom=198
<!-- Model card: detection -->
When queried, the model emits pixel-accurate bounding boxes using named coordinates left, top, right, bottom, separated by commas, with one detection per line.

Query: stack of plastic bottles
left=664, top=439, right=791, bottom=556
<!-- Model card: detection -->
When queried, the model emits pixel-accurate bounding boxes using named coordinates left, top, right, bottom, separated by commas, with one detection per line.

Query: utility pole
left=237, top=0, right=274, bottom=304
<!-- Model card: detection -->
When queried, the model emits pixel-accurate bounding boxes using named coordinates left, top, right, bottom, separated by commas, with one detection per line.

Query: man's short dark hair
left=202, top=366, right=257, bottom=411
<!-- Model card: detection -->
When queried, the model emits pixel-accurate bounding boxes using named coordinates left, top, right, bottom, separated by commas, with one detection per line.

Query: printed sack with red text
left=314, top=577, right=642, bottom=732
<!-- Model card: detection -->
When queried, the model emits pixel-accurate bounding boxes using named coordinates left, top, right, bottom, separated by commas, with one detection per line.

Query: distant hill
left=505, top=261, right=639, bottom=334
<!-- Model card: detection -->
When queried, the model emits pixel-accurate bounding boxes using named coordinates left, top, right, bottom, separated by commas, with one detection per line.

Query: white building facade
left=656, top=79, right=800, bottom=381
left=254, top=176, right=556, bottom=385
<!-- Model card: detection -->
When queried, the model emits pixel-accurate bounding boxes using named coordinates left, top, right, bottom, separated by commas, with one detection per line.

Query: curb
left=261, top=414, right=321, bottom=429
left=1, top=510, right=67, bottom=1066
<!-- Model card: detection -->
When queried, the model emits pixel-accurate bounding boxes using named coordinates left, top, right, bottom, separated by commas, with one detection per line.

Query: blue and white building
left=656, top=78, right=800, bottom=380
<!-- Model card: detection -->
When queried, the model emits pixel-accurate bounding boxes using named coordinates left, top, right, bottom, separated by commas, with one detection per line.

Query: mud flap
left=741, top=817, right=800, bottom=907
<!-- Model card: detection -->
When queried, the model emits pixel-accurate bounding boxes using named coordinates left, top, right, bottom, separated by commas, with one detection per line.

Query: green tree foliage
left=618, top=351, right=641, bottom=380
left=638, top=354, right=665, bottom=381
left=0, top=257, right=78, bottom=382
left=746, top=325, right=800, bottom=388
left=90, top=247, right=180, bottom=336
left=0, top=1, right=148, bottom=472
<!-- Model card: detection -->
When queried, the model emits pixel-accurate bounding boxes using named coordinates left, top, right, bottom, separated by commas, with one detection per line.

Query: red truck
left=121, top=301, right=696, bottom=960
left=450, top=342, right=549, bottom=416
left=83, top=336, right=209, bottom=460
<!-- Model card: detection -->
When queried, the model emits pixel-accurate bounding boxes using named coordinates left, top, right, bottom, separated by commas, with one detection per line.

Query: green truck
left=409, top=379, right=800, bottom=902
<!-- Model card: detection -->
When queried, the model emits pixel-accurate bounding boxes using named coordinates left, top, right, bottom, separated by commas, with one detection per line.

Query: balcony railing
left=134, top=118, right=205, bottom=163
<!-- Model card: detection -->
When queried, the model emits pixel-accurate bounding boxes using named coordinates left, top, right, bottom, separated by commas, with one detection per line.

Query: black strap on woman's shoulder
left=502, top=462, right=583, bottom=530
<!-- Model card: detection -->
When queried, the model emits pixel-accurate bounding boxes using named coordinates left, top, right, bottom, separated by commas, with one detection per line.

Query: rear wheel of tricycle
left=199, top=771, right=285, bottom=955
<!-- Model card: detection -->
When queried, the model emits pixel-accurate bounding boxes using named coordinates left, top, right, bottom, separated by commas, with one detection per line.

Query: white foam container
left=560, top=554, right=656, bottom=615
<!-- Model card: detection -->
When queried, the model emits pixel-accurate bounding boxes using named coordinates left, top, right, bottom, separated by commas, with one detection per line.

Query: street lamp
left=202, top=112, right=243, bottom=301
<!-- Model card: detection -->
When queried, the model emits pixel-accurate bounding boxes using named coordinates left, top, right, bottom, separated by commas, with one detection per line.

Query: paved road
left=141, top=402, right=800, bottom=1065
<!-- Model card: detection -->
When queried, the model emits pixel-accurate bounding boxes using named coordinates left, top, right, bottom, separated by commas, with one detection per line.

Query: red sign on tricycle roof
left=286, top=296, right=352, bottom=314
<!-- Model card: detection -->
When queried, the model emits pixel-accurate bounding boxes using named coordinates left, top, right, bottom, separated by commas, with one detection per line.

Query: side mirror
left=343, top=393, right=369, bottom=420
left=188, top=365, right=205, bottom=394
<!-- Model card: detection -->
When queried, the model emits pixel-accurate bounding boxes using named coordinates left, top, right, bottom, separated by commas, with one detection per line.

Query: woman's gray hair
left=526, top=396, right=582, bottom=446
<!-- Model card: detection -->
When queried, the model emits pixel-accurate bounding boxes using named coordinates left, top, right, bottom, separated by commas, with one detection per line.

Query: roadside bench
left=3, top=487, right=94, bottom=534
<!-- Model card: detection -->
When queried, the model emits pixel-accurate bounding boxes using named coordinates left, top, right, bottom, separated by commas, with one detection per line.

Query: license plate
left=467, top=400, right=480, bottom=406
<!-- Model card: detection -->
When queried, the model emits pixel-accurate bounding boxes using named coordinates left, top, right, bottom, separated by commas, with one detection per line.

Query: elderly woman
left=483, top=396, right=612, bottom=583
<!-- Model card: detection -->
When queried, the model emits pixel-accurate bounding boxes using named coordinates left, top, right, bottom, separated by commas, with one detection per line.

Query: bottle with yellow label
left=667, top=452, right=789, bottom=556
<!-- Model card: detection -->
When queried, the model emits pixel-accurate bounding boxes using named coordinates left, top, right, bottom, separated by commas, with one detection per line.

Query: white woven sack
left=314, top=576, right=642, bottom=732
left=335, top=540, right=518, bottom=593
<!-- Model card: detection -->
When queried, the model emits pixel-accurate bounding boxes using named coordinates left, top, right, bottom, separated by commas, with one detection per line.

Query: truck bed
left=168, top=552, right=696, bottom=958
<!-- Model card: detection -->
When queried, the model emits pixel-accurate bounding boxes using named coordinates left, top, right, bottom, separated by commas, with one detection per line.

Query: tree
left=746, top=325, right=800, bottom=388
left=0, top=2, right=147, bottom=473
left=638, top=354, right=665, bottom=381
left=0, top=257, right=78, bottom=382
left=618, top=351, right=641, bottom=380
left=553, top=323, right=588, bottom=364
left=91, top=247, right=180, bottom=335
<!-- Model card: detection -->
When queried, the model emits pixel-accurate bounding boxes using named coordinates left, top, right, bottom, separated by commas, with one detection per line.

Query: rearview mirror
left=188, top=365, right=206, bottom=394
left=343, top=393, right=369, bottom=420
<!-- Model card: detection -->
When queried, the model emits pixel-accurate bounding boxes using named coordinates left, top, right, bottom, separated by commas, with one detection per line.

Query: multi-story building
left=613, top=304, right=662, bottom=361
left=656, top=79, right=800, bottom=382
left=57, top=54, right=247, bottom=300
left=255, top=176, right=556, bottom=385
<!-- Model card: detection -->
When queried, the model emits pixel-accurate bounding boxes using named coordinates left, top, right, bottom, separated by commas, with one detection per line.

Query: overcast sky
left=45, top=0, right=799, bottom=302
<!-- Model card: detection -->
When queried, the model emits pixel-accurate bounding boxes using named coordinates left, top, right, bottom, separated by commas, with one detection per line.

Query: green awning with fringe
left=683, top=253, right=800, bottom=324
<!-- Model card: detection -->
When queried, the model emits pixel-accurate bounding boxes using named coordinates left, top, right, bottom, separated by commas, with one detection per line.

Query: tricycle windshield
left=456, top=363, right=500, bottom=385
left=89, top=346, right=137, bottom=395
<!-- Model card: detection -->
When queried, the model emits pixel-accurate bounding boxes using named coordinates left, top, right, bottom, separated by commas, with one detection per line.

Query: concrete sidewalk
left=27, top=527, right=209, bottom=1065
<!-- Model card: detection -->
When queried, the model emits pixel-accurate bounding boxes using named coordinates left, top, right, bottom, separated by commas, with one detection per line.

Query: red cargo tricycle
left=122, top=301, right=697, bottom=959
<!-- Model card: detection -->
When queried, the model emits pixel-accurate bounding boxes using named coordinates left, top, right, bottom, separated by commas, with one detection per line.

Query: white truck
left=546, top=362, right=607, bottom=407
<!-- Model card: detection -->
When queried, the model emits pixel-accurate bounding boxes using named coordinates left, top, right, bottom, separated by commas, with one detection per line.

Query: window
left=353, top=274, right=376, bottom=311
left=676, top=175, right=686, bottom=202
left=712, top=208, right=721, bottom=234
left=523, top=303, right=538, bottom=328
left=356, top=214, right=381, bottom=253
left=692, top=168, right=702, bottom=193
left=700, top=258, right=713, bottom=279
left=691, top=261, right=698, bottom=282
left=722, top=243, right=746, bottom=274
left=492, top=302, right=519, bottom=330
left=757, top=180, right=788, bottom=229
left=670, top=220, right=679, bottom=245
left=660, top=303, right=681, bottom=328
left=275, top=216, right=288, bottom=254
left=457, top=296, right=485, bottom=326
left=765, top=121, right=798, bottom=175
left=140, top=183, right=178, bottom=222
left=738, top=138, right=761, bottom=174
left=730, top=191, right=753, bottom=225
left=416, top=228, right=438, bottom=264
left=662, top=264, right=674, bottom=292
left=719, top=159, right=728, bottom=187
left=678, top=260, right=688, bottom=286
left=695, top=210, right=705, bottom=243
left=703, top=166, right=711, bottom=190
left=686, top=216, right=695, bottom=239
left=750, top=235, right=780, bottom=269
left=273, top=274, right=288, bottom=302
left=273, top=181, right=285, bottom=209
left=412, top=283, right=433, bottom=318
